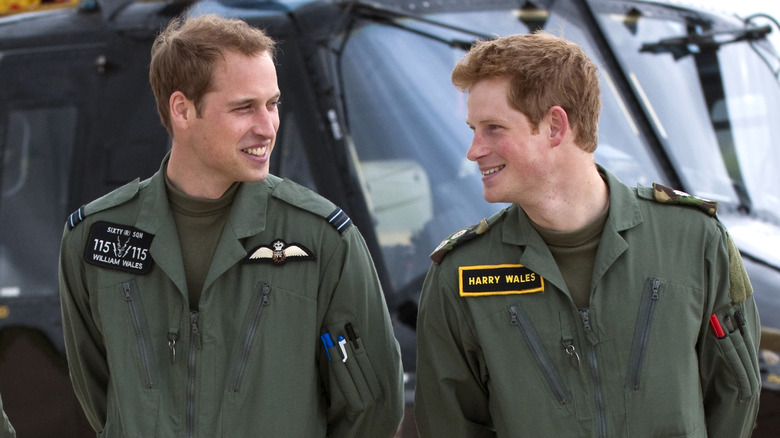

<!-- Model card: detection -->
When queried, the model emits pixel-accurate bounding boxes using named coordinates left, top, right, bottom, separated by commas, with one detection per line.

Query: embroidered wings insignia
left=246, top=239, right=315, bottom=265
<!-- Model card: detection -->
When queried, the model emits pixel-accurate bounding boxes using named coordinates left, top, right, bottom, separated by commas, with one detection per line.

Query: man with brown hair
left=415, top=32, right=760, bottom=437
left=59, top=14, right=403, bottom=437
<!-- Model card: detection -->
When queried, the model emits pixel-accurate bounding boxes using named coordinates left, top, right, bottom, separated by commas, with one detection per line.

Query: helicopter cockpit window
left=596, top=7, right=754, bottom=207
left=341, top=20, right=498, bottom=293
left=0, top=107, right=76, bottom=297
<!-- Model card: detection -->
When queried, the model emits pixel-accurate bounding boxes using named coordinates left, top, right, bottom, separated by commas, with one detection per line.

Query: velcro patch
left=459, top=264, right=544, bottom=297
left=84, top=221, right=154, bottom=274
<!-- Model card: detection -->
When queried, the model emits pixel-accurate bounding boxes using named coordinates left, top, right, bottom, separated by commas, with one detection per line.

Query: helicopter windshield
left=594, top=3, right=780, bottom=222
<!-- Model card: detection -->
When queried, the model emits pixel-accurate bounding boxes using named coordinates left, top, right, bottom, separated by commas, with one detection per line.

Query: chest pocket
left=96, top=279, right=161, bottom=435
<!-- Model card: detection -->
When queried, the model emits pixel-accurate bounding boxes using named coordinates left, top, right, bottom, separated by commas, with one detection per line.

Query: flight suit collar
left=134, top=154, right=270, bottom=238
left=133, top=153, right=271, bottom=298
left=501, top=165, right=642, bottom=244
left=500, top=165, right=643, bottom=294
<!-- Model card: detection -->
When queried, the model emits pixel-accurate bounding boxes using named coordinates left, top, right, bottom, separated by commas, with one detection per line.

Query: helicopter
left=1, top=0, right=780, bottom=436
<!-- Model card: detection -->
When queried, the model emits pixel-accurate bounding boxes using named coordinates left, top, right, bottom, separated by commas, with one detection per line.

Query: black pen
left=733, top=310, right=746, bottom=335
left=345, top=323, right=359, bottom=349
left=724, top=315, right=735, bottom=333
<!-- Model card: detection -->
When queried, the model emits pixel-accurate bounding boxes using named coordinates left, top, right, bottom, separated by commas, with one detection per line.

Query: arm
left=415, top=264, right=496, bottom=438
left=318, top=226, right=404, bottom=438
left=700, top=231, right=761, bottom=438
left=58, top=225, right=109, bottom=433
left=0, top=392, right=15, bottom=438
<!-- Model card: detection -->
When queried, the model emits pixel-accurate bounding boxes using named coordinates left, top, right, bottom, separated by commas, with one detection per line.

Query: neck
left=167, top=144, right=232, bottom=200
left=523, top=162, right=609, bottom=232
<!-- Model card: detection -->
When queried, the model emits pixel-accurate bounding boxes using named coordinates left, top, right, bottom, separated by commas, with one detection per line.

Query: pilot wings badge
left=245, top=239, right=315, bottom=265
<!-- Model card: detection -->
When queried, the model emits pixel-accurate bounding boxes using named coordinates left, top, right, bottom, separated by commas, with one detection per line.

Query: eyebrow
left=227, top=92, right=281, bottom=108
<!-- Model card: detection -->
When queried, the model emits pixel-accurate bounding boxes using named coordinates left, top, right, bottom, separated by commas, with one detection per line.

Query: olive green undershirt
left=530, top=202, right=610, bottom=309
left=165, top=175, right=239, bottom=309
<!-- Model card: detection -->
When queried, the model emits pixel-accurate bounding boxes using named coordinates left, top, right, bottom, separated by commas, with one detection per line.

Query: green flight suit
left=58, top=158, right=404, bottom=437
left=0, top=392, right=15, bottom=438
left=415, top=168, right=760, bottom=437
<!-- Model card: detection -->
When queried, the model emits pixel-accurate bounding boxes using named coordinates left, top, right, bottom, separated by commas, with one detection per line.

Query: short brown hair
left=149, top=14, right=276, bottom=136
left=452, top=32, right=601, bottom=152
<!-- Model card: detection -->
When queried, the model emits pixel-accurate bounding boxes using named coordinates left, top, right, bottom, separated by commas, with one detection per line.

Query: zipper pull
left=261, top=284, right=271, bottom=306
left=168, top=330, right=179, bottom=364
left=509, top=306, right=519, bottom=326
left=580, top=309, right=599, bottom=345
left=652, top=278, right=660, bottom=300
left=191, top=312, right=202, bottom=350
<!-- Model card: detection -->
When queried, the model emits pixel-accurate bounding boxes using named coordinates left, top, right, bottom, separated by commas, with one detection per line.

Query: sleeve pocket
left=325, top=331, right=383, bottom=414
left=713, top=307, right=760, bottom=401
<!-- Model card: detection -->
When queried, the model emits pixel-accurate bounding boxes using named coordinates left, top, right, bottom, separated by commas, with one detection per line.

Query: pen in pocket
left=320, top=333, right=334, bottom=360
left=709, top=313, right=726, bottom=339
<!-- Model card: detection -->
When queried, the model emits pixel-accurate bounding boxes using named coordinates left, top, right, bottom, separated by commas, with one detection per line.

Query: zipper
left=186, top=311, right=201, bottom=438
left=627, top=278, right=662, bottom=390
left=232, top=283, right=272, bottom=392
left=580, top=309, right=606, bottom=438
left=509, top=305, right=568, bottom=405
left=123, top=282, right=153, bottom=389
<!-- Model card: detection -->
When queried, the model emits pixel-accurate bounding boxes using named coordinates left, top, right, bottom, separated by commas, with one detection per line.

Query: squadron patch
left=245, top=239, right=315, bottom=265
left=84, top=221, right=154, bottom=274
left=459, top=264, right=544, bottom=297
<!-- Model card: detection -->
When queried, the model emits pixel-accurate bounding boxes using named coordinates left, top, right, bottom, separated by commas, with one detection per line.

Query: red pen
left=710, top=313, right=726, bottom=338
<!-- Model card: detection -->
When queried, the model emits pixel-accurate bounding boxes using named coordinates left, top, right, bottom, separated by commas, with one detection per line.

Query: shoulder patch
left=67, top=206, right=86, bottom=229
left=65, top=179, right=142, bottom=229
left=430, top=208, right=509, bottom=265
left=84, top=221, right=154, bottom=274
left=271, top=177, right=353, bottom=234
left=648, top=183, right=718, bottom=216
left=326, top=208, right=353, bottom=234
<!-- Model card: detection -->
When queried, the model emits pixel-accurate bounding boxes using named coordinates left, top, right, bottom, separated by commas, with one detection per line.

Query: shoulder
left=635, top=182, right=718, bottom=217
left=65, top=178, right=144, bottom=230
left=266, top=176, right=353, bottom=235
left=430, top=208, right=509, bottom=265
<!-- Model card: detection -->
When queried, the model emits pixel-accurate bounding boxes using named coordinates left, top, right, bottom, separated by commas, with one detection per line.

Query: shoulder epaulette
left=67, top=206, right=86, bottom=229
left=65, top=178, right=141, bottom=229
left=430, top=208, right=507, bottom=265
left=640, top=183, right=718, bottom=217
left=271, top=177, right=353, bottom=234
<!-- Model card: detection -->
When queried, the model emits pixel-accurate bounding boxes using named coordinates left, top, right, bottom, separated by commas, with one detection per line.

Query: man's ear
left=169, top=91, right=193, bottom=130
left=547, top=105, right=568, bottom=147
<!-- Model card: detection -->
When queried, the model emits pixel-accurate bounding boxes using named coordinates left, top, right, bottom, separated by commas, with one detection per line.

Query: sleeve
left=0, top=392, right=16, bottom=438
left=700, top=230, right=761, bottom=438
left=58, top=224, right=109, bottom=433
left=414, top=263, right=496, bottom=438
left=316, top=226, right=404, bottom=438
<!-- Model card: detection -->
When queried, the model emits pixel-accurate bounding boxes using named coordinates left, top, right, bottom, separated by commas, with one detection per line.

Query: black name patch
left=84, top=221, right=154, bottom=274
left=459, top=264, right=544, bottom=297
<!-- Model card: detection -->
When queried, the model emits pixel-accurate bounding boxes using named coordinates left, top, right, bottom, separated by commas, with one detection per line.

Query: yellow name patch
left=459, top=264, right=544, bottom=297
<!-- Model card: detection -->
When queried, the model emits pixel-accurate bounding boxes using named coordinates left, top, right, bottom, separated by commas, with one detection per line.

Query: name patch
left=459, top=264, right=544, bottom=297
left=84, top=221, right=154, bottom=274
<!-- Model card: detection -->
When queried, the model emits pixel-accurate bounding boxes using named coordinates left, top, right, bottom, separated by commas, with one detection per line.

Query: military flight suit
left=415, top=168, right=760, bottom=438
left=59, top=158, right=404, bottom=437
left=0, top=392, right=15, bottom=438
